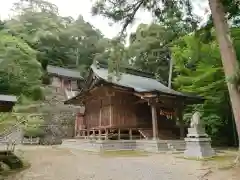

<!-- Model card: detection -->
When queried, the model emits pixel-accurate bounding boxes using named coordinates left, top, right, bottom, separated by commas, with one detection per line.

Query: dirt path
left=5, top=146, right=239, bottom=180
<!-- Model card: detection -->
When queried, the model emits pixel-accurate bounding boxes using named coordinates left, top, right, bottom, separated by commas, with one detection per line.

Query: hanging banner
left=159, top=108, right=175, bottom=119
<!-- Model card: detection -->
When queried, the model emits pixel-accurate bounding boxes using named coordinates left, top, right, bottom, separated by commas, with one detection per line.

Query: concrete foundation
left=184, top=138, right=215, bottom=158
left=61, top=139, right=186, bottom=152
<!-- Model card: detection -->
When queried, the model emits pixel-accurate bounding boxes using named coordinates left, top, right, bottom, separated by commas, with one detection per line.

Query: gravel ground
left=5, top=146, right=239, bottom=180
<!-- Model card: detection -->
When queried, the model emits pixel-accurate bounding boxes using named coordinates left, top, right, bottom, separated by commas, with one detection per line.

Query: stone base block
left=98, top=140, right=136, bottom=151
left=61, top=139, right=102, bottom=152
left=167, top=140, right=186, bottom=151
left=184, top=138, right=215, bottom=158
left=187, top=128, right=208, bottom=138
left=136, top=140, right=169, bottom=152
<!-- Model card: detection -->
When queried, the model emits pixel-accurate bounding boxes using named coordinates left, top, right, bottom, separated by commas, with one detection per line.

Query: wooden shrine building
left=65, top=62, right=204, bottom=140
left=0, top=95, right=17, bottom=112
left=46, top=65, right=84, bottom=96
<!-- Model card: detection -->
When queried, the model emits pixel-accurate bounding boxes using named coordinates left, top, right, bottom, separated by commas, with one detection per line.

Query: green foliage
left=92, top=0, right=200, bottom=83
left=4, top=0, right=108, bottom=74
left=0, top=31, right=43, bottom=99
left=172, top=33, right=237, bottom=145
left=23, top=115, right=45, bottom=137
left=0, top=113, right=18, bottom=132
left=92, top=0, right=198, bottom=35
left=107, top=38, right=128, bottom=78
left=229, top=28, right=240, bottom=89
left=127, top=23, right=178, bottom=84
left=23, top=127, right=44, bottom=137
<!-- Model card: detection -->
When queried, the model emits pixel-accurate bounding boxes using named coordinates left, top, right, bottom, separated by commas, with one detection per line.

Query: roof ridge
left=47, top=65, right=79, bottom=72
left=94, top=61, right=155, bottom=79
left=46, top=65, right=83, bottom=79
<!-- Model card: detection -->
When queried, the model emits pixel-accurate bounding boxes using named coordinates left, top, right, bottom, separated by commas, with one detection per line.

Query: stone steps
left=61, top=139, right=186, bottom=152
left=61, top=139, right=101, bottom=152
left=166, top=140, right=186, bottom=151
left=138, top=129, right=178, bottom=140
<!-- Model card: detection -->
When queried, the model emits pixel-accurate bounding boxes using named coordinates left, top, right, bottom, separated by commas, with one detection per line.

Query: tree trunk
left=209, top=0, right=240, bottom=148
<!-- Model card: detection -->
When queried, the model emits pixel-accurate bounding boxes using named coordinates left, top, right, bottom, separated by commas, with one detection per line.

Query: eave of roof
left=0, top=94, right=17, bottom=112
left=0, top=95, right=17, bottom=102
left=91, top=64, right=204, bottom=99
left=46, top=65, right=83, bottom=80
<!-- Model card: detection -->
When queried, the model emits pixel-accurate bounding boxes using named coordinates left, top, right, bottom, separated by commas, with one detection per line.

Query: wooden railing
left=22, top=137, right=40, bottom=145
left=138, top=129, right=153, bottom=139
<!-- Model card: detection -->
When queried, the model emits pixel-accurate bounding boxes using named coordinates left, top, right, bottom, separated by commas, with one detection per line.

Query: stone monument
left=184, top=112, right=215, bottom=158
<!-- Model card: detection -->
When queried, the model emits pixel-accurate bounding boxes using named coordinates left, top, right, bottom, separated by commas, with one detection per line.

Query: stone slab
left=61, top=139, right=186, bottom=153
left=184, top=139, right=215, bottom=158
left=136, top=140, right=169, bottom=152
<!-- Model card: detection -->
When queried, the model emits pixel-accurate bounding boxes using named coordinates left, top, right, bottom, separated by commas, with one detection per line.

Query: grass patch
left=178, top=155, right=235, bottom=161
left=211, top=155, right=239, bottom=170
left=0, top=150, right=30, bottom=179
left=0, top=160, right=30, bottom=178
left=177, top=154, right=237, bottom=170
left=100, top=150, right=149, bottom=157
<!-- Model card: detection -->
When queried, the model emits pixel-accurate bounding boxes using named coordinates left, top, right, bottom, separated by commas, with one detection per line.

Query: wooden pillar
left=177, top=108, right=185, bottom=139
left=98, top=130, right=101, bottom=140
left=109, top=97, right=113, bottom=127
left=106, top=89, right=115, bottom=128
left=118, top=129, right=121, bottom=140
left=87, top=129, right=90, bottom=139
left=84, top=130, right=87, bottom=139
left=74, top=116, right=78, bottom=137
left=105, top=128, right=108, bottom=140
left=151, top=104, right=158, bottom=140
left=129, top=129, right=132, bottom=140
left=93, top=130, right=96, bottom=139
left=99, top=100, right=102, bottom=127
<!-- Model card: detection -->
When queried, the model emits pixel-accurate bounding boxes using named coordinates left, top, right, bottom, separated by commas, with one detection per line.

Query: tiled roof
left=64, top=63, right=204, bottom=105
left=47, top=65, right=83, bottom=79
left=91, top=64, right=202, bottom=99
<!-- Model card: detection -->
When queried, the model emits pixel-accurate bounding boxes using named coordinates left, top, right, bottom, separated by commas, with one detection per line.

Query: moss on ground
left=0, top=149, right=31, bottom=180
left=0, top=160, right=30, bottom=179
left=176, top=152, right=238, bottom=170
left=179, top=155, right=235, bottom=161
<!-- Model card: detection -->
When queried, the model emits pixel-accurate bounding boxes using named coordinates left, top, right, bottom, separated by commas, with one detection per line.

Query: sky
left=0, top=0, right=209, bottom=39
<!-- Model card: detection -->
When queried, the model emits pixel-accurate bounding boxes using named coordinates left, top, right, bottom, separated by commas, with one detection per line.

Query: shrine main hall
left=63, top=62, right=204, bottom=152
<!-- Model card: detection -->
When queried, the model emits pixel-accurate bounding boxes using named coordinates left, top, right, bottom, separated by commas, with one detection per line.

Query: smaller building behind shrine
left=37, top=65, right=85, bottom=143
left=46, top=65, right=84, bottom=100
